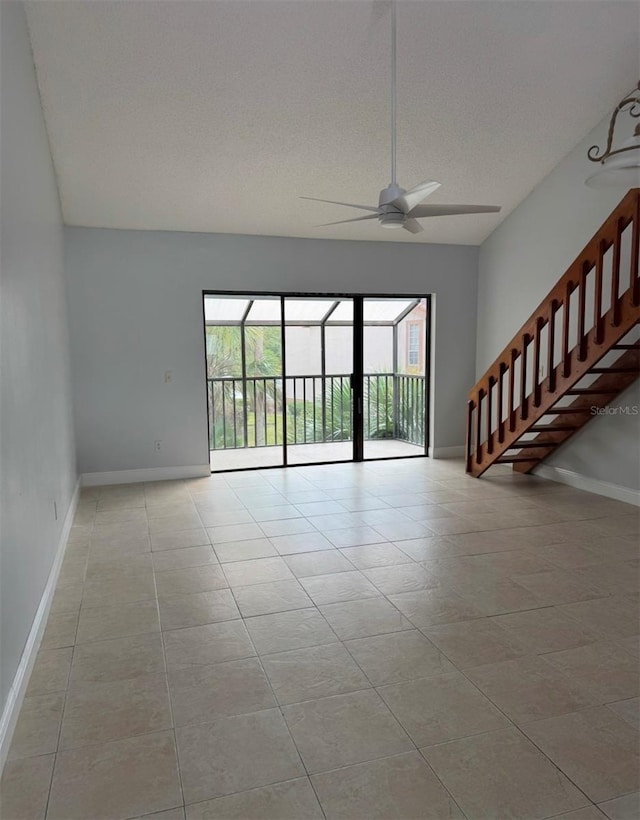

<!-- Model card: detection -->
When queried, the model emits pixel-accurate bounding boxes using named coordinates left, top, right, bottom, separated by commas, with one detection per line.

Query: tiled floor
left=1, top=458, right=639, bottom=820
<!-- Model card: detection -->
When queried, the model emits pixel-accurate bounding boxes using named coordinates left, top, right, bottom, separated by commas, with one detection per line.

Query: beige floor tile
left=344, top=630, right=455, bottom=685
left=393, top=535, right=461, bottom=561
left=214, top=538, right=278, bottom=563
left=323, top=526, right=387, bottom=548
left=388, top=588, right=482, bottom=628
left=47, top=730, right=182, bottom=820
left=338, top=542, right=413, bottom=569
left=606, top=697, right=640, bottom=730
left=155, top=564, right=228, bottom=597
left=26, top=647, right=72, bottom=695
left=0, top=753, right=55, bottom=820
left=523, top=707, right=640, bottom=803
left=251, top=505, right=306, bottom=522
left=151, top=529, right=209, bottom=552
left=557, top=596, right=640, bottom=640
left=544, top=641, right=640, bottom=703
left=300, top=571, right=380, bottom=605
left=185, top=778, right=323, bottom=819
left=159, top=589, right=239, bottom=630
left=222, top=556, right=294, bottom=587
left=378, top=671, right=510, bottom=746
left=466, top=655, right=600, bottom=724
left=262, top=643, right=370, bottom=704
left=207, top=522, right=265, bottom=544
left=244, top=608, right=338, bottom=655
left=8, top=691, right=64, bottom=759
left=89, top=532, right=151, bottom=556
left=598, top=793, right=640, bottom=820
left=76, top=599, right=160, bottom=643
left=510, top=568, right=605, bottom=607
left=41, top=611, right=78, bottom=650
left=69, top=633, right=165, bottom=686
left=372, top=520, right=431, bottom=541
left=163, top=620, right=255, bottom=668
left=422, top=726, right=588, bottom=820
left=259, top=518, right=318, bottom=538
left=454, top=577, right=542, bottom=616
left=311, top=751, right=464, bottom=819
left=152, top=545, right=217, bottom=572
left=198, top=508, right=254, bottom=527
left=94, top=507, right=148, bottom=526
left=168, top=657, right=275, bottom=726
left=176, top=709, right=305, bottom=804
left=319, top=597, right=412, bottom=640
left=283, top=690, right=413, bottom=774
left=59, top=674, right=172, bottom=749
left=233, top=579, right=313, bottom=617
left=551, top=809, right=608, bottom=820
left=284, top=549, right=353, bottom=577
left=573, top=562, right=640, bottom=598
left=535, top=541, right=607, bottom=569
left=421, top=617, right=535, bottom=675
left=309, top=512, right=369, bottom=532
left=82, top=568, right=157, bottom=607
left=133, top=809, right=185, bottom=820
left=269, top=531, right=335, bottom=555
left=492, top=606, right=600, bottom=654
left=363, top=563, right=437, bottom=595
left=149, top=512, right=203, bottom=534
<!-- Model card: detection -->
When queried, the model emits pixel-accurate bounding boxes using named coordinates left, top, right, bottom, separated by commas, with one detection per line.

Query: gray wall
left=477, top=114, right=640, bottom=491
left=0, top=2, right=77, bottom=709
left=64, top=228, right=477, bottom=473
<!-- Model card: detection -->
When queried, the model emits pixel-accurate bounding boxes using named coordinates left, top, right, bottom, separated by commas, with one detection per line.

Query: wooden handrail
left=466, top=188, right=640, bottom=476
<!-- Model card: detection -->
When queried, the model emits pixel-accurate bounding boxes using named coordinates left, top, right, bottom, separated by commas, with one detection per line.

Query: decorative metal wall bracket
left=588, top=81, right=640, bottom=164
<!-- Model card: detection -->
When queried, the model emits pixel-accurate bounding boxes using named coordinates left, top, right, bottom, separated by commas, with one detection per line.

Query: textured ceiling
left=25, top=0, right=639, bottom=244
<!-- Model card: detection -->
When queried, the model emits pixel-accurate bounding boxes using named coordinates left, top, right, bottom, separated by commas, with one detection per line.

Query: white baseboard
left=81, top=465, right=210, bottom=486
left=0, top=479, right=81, bottom=771
left=429, top=445, right=465, bottom=459
left=533, top=465, right=640, bottom=507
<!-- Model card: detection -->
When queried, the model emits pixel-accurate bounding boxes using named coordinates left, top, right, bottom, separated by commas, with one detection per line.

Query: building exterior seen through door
left=203, top=292, right=430, bottom=472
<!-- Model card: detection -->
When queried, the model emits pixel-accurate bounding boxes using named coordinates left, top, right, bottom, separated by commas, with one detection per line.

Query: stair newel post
left=611, top=219, right=622, bottom=327
left=632, top=192, right=640, bottom=307
left=562, top=281, right=572, bottom=378
left=594, top=240, right=605, bottom=345
left=520, top=335, right=529, bottom=421
left=497, top=362, right=505, bottom=444
left=508, top=349, right=516, bottom=433
left=465, top=399, right=474, bottom=473
left=577, top=262, right=588, bottom=362
left=533, top=318, right=543, bottom=408
left=475, top=388, right=484, bottom=466
left=547, top=300, right=557, bottom=394
left=486, top=377, right=494, bottom=455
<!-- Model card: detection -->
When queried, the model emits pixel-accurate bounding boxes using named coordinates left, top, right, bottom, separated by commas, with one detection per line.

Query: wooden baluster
left=466, top=400, right=474, bottom=473
left=610, top=220, right=622, bottom=327
left=486, top=378, right=493, bottom=455
left=497, top=363, right=505, bottom=444
left=547, top=300, right=556, bottom=393
left=594, top=240, right=604, bottom=344
left=632, top=193, right=640, bottom=306
left=577, top=262, right=588, bottom=361
left=562, top=282, right=572, bottom=378
left=533, top=319, right=542, bottom=407
left=520, top=336, right=529, bottom=421
left=475, top=389, right=483, bottom=466
left=508, top=350, right=516, bottom=432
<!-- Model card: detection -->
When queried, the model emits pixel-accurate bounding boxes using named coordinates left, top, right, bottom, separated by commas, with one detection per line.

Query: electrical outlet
left=154, top=440, right=162, bottom=452
left=164, top=370, right=173, bottom=383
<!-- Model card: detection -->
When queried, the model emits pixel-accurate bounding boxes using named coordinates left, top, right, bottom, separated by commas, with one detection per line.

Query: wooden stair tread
left=565, top=388, right=619, bottom=395
left=589, top=367, right=639, bottom=374
left=495, top=456, right=542, bottom=463
left=529, top=424, right=576, bottom=432
left=506, top=441, right=559, bottom=449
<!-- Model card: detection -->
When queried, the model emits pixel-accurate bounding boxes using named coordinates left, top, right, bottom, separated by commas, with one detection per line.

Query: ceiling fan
left=302, top=1, right=501, bottom=234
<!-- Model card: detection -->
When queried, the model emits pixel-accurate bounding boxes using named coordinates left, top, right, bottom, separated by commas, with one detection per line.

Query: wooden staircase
left=466, top=188, right=640, bottom=478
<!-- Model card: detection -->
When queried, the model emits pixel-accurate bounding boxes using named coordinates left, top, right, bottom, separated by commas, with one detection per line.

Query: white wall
left=64, top=228, right=477, bottom=474
left=477, top=113, right=640, bottom=491
left=0, top=2, right=76, bottom=713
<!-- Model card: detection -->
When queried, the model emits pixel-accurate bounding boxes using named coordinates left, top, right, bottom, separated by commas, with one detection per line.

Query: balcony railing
left=207, top=373, right=425, bottom=451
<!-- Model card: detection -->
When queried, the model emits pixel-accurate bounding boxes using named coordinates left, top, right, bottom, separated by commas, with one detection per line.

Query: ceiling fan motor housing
left=378, top=184, right=407, bottom=228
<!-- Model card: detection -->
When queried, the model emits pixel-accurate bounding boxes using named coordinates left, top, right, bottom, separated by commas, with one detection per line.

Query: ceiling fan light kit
left=302, top=1, right=501, bottom=233
left=586, top=81, right=640, bottom=188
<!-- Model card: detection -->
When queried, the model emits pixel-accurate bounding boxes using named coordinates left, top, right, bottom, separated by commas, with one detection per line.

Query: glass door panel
left=284, top=296, right=354, bottom=465
left=205, top=294, right=285, bottom=471
left=362, top=297, right=429, bottom=460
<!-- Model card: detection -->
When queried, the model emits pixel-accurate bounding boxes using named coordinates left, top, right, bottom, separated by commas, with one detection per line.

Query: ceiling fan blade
left=403, top=219, right=424, bottom=234
left=301, top=196, right=379, bottom=213
left=317, top=214, right=379, bottom=227
left=408, top=204, right=502, bottom=218
left=391, top=180, right=441, bottom=213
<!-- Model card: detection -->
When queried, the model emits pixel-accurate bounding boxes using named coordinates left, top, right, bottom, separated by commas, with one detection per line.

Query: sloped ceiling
left=25, top=0, right=639, bottom=244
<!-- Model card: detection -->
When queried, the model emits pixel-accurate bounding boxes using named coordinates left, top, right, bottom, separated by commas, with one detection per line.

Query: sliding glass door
left=204, top=292, right=429, bottom=472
